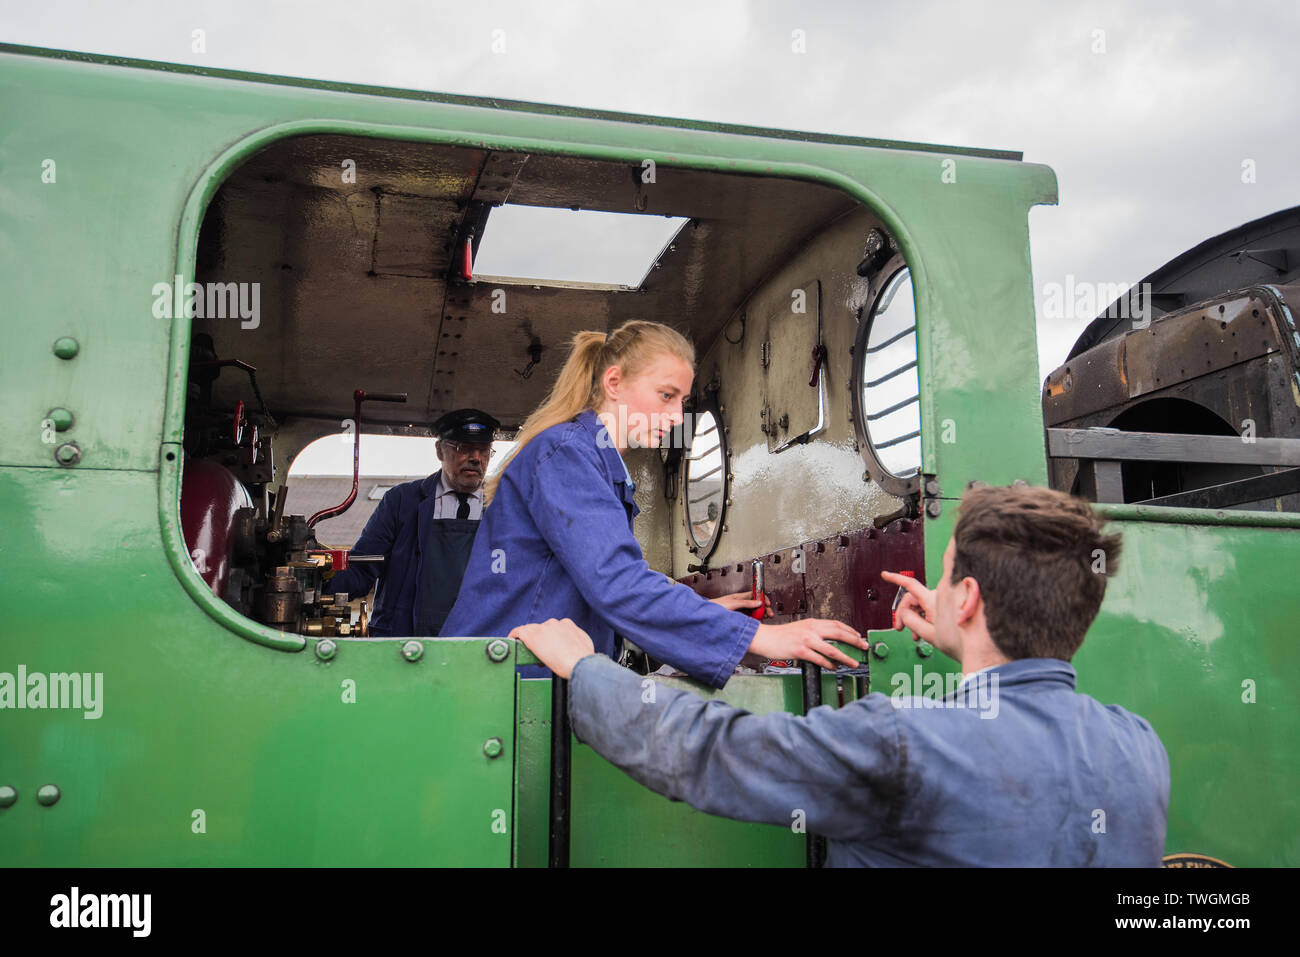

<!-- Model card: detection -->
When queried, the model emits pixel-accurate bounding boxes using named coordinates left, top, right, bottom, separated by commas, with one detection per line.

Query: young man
left=512, top=485, right=1170, bottom=866
left=324, top=408, right=499, bottom=637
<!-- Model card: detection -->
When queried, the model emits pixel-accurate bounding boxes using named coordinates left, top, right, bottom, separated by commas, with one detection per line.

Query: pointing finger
left=882, top=570, right=928, bottom=601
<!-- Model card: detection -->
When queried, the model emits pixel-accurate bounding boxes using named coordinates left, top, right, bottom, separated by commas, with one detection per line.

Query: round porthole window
left=852, top=266, right=922, bottom=496
left=684, top=407, right=726, bottom=557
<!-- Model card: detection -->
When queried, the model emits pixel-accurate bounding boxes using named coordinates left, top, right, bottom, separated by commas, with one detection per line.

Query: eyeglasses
left=442, top=440, right=494, bottom=458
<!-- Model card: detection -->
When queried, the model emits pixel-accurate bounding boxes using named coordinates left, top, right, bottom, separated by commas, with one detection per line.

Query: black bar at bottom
left=800, top=661, right=827, bottom=869
left=549, top=676, right=572, bottom=869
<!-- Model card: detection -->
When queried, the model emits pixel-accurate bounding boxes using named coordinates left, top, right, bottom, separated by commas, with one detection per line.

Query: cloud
left=5, top=0, right=1297, bottom=381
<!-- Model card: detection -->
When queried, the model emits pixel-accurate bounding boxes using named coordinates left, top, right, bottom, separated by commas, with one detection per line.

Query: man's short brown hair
left=951, top=485, right=1122, bottom=661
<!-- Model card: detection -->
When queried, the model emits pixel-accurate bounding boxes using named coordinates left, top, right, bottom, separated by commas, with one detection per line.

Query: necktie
left=455, top=492, right=470, bottom=520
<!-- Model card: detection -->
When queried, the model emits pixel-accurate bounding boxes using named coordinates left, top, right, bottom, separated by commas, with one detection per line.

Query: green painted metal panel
left=0, top=45, right=1024, bottom=162
left=515, top=672, right=855, bottom=868
left=5, top=43, right=1294, bottom=869
left=512, top=677, right=552, bottom=869
left=0, top=468, right=516, bottom=866
left=891, top=505, right=963, bottom=699
left=1073, top=517, right=1300, bottom=867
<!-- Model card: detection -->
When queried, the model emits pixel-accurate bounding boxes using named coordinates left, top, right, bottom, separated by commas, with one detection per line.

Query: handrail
left=1047, top=428, right=1300, bottom=466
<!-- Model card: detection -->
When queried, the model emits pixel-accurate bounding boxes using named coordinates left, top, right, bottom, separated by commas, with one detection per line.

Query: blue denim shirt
left=569, top=654, right=1171, bottom=866
left=441, top=409, right=759, bottom=688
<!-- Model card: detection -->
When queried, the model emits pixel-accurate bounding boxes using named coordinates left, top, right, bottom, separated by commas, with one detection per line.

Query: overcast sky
left=6, top=0, right=1296, bottom=470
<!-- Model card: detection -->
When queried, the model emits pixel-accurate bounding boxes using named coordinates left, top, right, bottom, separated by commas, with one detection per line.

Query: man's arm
left=573, top=655, right=903, bottom=841
left=511, top=619, right=904, bottom=842
left=323, top=491, right=397, bottom=598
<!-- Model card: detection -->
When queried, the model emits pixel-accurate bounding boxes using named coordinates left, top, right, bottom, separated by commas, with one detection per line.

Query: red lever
left=461, top=237, right=473, bottom=281
left=809, top=344, right=827, bottom=387
left=232, top=399, right=246, bottom=445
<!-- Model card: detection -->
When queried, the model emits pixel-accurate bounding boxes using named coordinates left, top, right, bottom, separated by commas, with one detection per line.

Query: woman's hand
left=509, top=618, right=595, bottom=679
left=709, top=590, right=771, bottom=616
left=748, top=619, right=867, bottom=670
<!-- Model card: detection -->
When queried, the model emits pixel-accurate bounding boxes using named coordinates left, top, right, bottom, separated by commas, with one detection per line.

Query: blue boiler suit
left=566, top=654, right=1170, bottom=866
left=440, top=409, right=759, bottom=688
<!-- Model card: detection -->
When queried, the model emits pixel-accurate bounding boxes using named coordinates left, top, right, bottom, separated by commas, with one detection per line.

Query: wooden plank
left=1047, top=428, right=1300, bottom=466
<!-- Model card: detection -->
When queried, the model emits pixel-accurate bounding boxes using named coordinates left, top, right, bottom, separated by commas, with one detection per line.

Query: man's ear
left=434, top=439, right=444, bottom=463
left=957, top=576, right=982, bottom=626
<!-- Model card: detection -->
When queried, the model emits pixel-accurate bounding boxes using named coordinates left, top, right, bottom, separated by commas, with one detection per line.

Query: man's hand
left=508, top=618, right=596, bottom=679
left=749, top=619, right=866, bottom=670
left=709, top=590, right=771, bottom=617
left=881, top=570, right=936, bottom=643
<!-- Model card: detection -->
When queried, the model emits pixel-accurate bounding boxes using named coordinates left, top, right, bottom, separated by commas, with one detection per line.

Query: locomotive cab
left=179, top=132, right=931, bottom=650
left=10, top=43, right=1295, bottom=869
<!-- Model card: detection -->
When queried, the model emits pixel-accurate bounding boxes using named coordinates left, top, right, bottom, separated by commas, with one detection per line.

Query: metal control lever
left=809, top=343, right=827, bottom=387
left=307, top=550, right=386, bottom=573
left=750, top=559, right=767, bottom=620
left=307, top=388, right=408, bottom=528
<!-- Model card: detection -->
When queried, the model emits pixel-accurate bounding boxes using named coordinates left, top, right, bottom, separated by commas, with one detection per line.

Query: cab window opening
left=177, top=131, right=924, bottom=642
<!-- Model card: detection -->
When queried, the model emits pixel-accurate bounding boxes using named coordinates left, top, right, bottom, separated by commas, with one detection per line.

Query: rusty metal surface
left=677, top=550, right=802, bottom=624
left=1044, top=286, right=1300, bottom=510
left=758, top=548, right=808, bottom=620
left=1045, top=289, right=1283, bottom=426
left=803, top=519, right=925, bottom=635
left=679, top=560, right=753, bottom=600
left=1047, top=353, right=1291, bottom=497
left=677, top=519, right=925, bottom=635
left=1042, top=336, right=1129, bottom=425
left=1125, top=294, right=1278, bottom=396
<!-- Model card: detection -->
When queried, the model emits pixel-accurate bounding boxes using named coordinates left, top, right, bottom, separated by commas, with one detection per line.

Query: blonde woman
left=441, top=320, right=865, bottom=687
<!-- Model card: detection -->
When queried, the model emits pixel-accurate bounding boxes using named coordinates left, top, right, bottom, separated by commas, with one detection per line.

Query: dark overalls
left=324, top=472, right=478, bottom=637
